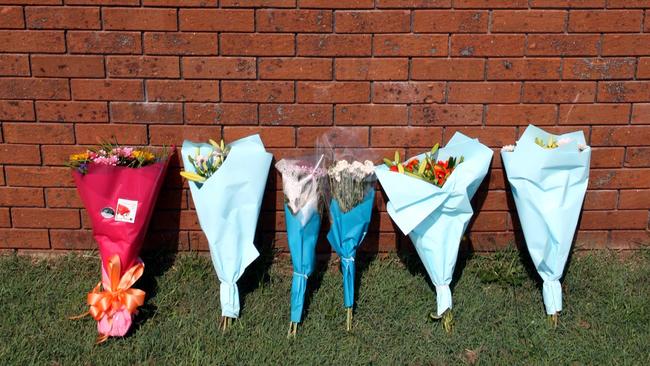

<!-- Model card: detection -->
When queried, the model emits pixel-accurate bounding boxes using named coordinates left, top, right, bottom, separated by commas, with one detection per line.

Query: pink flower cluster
left=87, top=149, right=121, bottom=166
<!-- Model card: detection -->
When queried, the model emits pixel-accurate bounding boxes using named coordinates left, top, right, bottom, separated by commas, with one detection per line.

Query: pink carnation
left=97, top=308, right=133, bottom=337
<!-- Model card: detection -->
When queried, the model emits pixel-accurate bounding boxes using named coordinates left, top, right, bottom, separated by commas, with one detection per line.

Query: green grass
left=1, top=249, right=649, bottom=365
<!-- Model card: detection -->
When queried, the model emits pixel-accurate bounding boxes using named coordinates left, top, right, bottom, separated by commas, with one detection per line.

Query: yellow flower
left=133, top=150, right=155, bottom=161
left=69, top=152, right=89, bottom=161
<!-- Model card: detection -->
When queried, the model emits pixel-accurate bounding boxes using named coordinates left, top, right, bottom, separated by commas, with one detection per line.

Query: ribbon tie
left=87, top=255, right=146, bottom=321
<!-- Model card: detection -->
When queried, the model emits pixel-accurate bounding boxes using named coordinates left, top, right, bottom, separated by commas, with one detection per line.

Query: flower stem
left=287, top=322, right=298, bottom=338
left=548, top=313, right=559, bottom=329
left=346, top=308, right=353, bottom=332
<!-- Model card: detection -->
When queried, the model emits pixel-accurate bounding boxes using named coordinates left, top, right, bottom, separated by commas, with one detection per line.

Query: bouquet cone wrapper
left=327, top=190, right=375, bottom=309
left=73, top=156, right=171, bottom=337
left=181, top=134, right=272, bottom=318
left=376, top=132, right=493, bottom=316
left=501, top=125, right=590, bottom=315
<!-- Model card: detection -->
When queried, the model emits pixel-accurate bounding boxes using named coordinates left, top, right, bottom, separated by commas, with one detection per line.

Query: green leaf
left=383, top=158, right=394, bottom=167
left=394, top=150, right=400, bottom=164
left=397, top=163, right=404, bottom=174
left=417, top=159, right=427, bottom=175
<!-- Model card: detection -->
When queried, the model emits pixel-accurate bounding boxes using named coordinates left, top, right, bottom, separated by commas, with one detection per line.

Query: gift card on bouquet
left=115, top=198, right=138, bottom=223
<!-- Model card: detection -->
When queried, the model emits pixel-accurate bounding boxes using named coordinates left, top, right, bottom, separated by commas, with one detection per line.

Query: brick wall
left=1, top=0, right=649, bottom=253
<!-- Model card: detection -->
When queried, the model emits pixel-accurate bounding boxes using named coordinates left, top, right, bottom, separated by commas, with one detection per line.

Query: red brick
left=71, top=79, right=143, bottom=101
left=373, top=34, right=448, bottom=57
left=150, top=126, right=220, bottom=146
left=297, top=81, right=369, bottom=103
left=563, top=58, right=635, bottom=80
left=5, top=166, right=74, bottom=187
left=147, top=80, right=219, bottom=102
left=110, top=102, right=182, bottom=123
left=527, top=35, right=600, bottom=56
left=222, top=0, right=295, bottom=6
left=569, top=10, right=642, bottom=32
left=0, top=30, right=65, bottom=52
left=107, top=56, right=179, bottom=78
left=626, top=147, right=650, bottom=167
left=67, top=0, right=140, bottom=4
left=638, top=58, right=650, bottom=79
left=104, top=7, right=177, bottom=31
left=583, top=190, right=617, bottom=210
left=413, top=10, right=487, bottom=33
left=50, top=229, right=94, bottom=250
left=0, top=6, right=24, bottom=28
left=3, top=123, right=73, bottom=144
left=297, top=126, right=368, bottom=147
left=592, top=145, right=628, bottom=164
left=45, top=188, right=82, bottom=208
left=335, top=105, right=407, bottom=126
left=470, top=212, right=509, bottom=232
left=619, top=190, right=650, bottom=209
left=183, top=57, right=255, bottom=79
left=335, top=10, right=410, bottom=33
left=599, top=82, right=650, bottom=102
left=524, top=82, right=596, bottom=103
left=0, top=229, right=49, bottom=249
left=0, top=55, right=29, bottom=76
left=0, top=100, right=34, bottom=121
left=530, top=0, right=605, bottom=7
left=260, top=104, right=332, bottom=125
left=602, top=35, right=650, bottom=56
left=411, top=104, right=483, bottom=126
left=445, top=126, right=516, bottom=147
left=574, top=231, right=610, bottom=250
left=376, top=0, right=451, bottom=7
left=299, top=0, right=373, bottom=8
left=185, top=103, right=258, bottom=125
left=180, top=9, right=253, bottom=31
left=68, top=31, right=141, bottom=54
left=221, top=33, right=294, bottom=56
left=0, top=187, right=43, bottom=207
left=372, top=82, right=444, bottom=103
left=486, top=104, right=557, bottom=126
left=632, top=104, right=650, bottom=124
left=143, top=0, right=217, bottom=6
left=590, top=168, right=650, bottom=189
left=451, top=35, right=525, bottom=57
left=31, top=55, right=104, bottom=77
left=298, top=34, right=371, bottom=56
left=492, top=10, right=566, bottom=33
left=448, top=82, right=521, bottom=103
left=36, top=101, right=108, bottom=122
left=336, top=58, right=407, bottom=81
left=144, top=32, right=217, bottom=55
left=224, top=126, right=294, bottom=148
left=13, top=208, right=79, bottom=229
left=222, top=81, right=293, bottom=103
left=487, top=58, right=561, bottom=80
left=609, top=230, right=650, bottom=250
left=580, top=210, right=648, bottom=230
left=257, top=9, right=331, bottom=32
left=607, top=0, right=650, bottom=7
left=412, top=58, right=484, bottom=80
left=260, top=58, right=331, bottom=80
left=26, top=6, right=99, bottom=29
left=558, top=104, right=630, bottom=125
left=0, top=78, right=69, bottom=100
left=454, top=0, right=528, bottom=8
left=75, top=124, right=147, bottom=145
left=371, top=126, right=443, bottom=148
left=0, top=144, right=41, bottom=165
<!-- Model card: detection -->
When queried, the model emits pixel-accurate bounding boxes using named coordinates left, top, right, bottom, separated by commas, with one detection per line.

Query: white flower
left=558, top=137, right=573, bottom=146
left=501, top=145, right=515, bottom=152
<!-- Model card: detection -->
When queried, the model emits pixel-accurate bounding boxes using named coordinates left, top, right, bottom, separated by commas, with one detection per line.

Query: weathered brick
left=448, top=82, right=521, bottom=103
left=336, top=11, right=410, bottom=33
left=558, top=104, right=630, bottom=125
left=107, top=56, right=180, bottom=78
left=36, top=101, right=108, bottom=122
left=297, top=126, right=368, bottom=147
left=222, top=81, right=294, bottom=103
left=411, top=104, right=483, bottom=125
left=602, top=35, right=650, bottom=56
left=492, top=10, right=566, bottom=33
left=0, top=55, right=29, bottom=76
left=298, top=34, right=371, bottom=56
left=528, top=35, right=600, bottom=56
left=147, top=80, right=220, bottom=102
left=224, top=126, right=295, bottom=147
left=5, top=166, right=74, bottom=188
left=0, top=6, right=24, bottom=28
left=376, top=0, right=451, bottom=7
left=104, top=7, right=177, bottom=31
left=632, top=104, right=650, bottom=124
left=45, top=188, right=82, bottom=208
left=454, top=0, right=528, bottom=8
left=373, top=34, right=448, bottom=57
left=297, top=82, right=369, bottom=103
left=221, top=33, right=294, bottom=56
left=486, top=104, right=557, bottom=126
left=110, top=102, right=183, bottom=123
left=591, top=126, right=650, bottom=146
left=0, top=187, right=44, bottom=207
left=336, top=58, right=408, bottom=80
left=619, top=190, right=650, bottom=209
left=68, top=31, right=141, bottom=54
left=625, top=147, right=650, bottom=167
left=144, top=32, right=218, bottom=55
left=0, top=229, right=49, bottom=249
left=150, top=126, right=220, bottom=146
left=183, top=57, right=255, bottom=79
left=336, top=105, right=408, bottom=125
left=487, top=58, right=561, bottom=80
left=414, top=10, right=487, bottom=32
left=260, top=58, right=331, bottom=80
left=180, top=9, right=253, bottom=31
left=412, top=58, right=484, bottom=80
left=0, top=78, right=69, bottom=100
left=185, top=103, right=258, bottom=125
left=75, top=124, right=148, bottom=145
left=257, top=9, right=331, bottom=32
left=524, top=82, right=596, bottom=103
left=372, top=82, right=445, bottom=103
left=26, top=6, right=100, bottom=29
left=71, top=79, right=143, bottom=101
left=569, top=10, right=643, bottom=32
left=0, top=100, right=34, bottom=121
left=0, top=144, right=41, bottom=165
left=598, top=82, right=650, bottom=102
left=31, top=55, right=104, bottom=77
left=530, top=0, right=605, bottom=7
left=451, top=35, right=526, bottom=57
left=371, top=127, right=443, bottom=148
left=563, top=58, right=635, bottom=80
left=298, top=0, right=373, bottom=8
left=260, top=104, right=332, bottom=125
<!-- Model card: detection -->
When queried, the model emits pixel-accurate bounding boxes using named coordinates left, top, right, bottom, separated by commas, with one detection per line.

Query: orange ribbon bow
left=87, top=255, right=145, bottom=321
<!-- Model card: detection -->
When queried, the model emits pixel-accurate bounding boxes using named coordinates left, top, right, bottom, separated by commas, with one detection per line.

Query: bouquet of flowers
left=276, top=154, right=327, bottom=336
left=501, top=125, right=590, bottom=327
left=376, top=132, right=493, bottom=332
left=180, top=135, right=272, bottom=331
left=326, top=159, right=375, bottom=331
left=68, top=142, right=171, bottom=343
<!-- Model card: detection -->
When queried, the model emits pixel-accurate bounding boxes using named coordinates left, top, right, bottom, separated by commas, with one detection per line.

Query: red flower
left=390, top=165, right=398, bottom=172
left=117, top=204, right=131, bottom=216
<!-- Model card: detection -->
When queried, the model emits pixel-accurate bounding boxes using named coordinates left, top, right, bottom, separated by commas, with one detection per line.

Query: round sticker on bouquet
left=100, top=207, right=115, bottom=219
left=115, top=198, right=138, bottom=224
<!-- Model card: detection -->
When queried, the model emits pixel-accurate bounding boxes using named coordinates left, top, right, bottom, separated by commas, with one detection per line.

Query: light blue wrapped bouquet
left=181, top=135, right=272, bottom=330
left=376, top=132, right=493, bottom=331
left=501, top=125, right=590, bottom=321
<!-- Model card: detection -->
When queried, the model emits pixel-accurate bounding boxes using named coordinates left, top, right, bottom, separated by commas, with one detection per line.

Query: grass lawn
left=1, top=248, right=648, bottom=365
